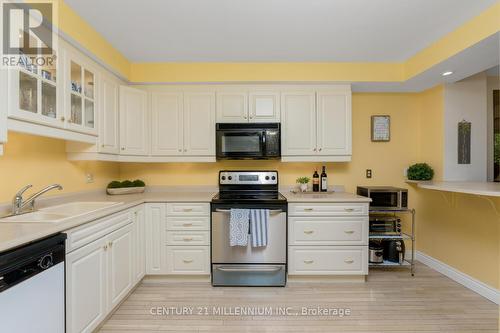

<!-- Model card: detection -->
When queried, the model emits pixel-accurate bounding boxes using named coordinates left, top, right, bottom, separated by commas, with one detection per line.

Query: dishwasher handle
left=216, top=266, right=283, bottom=273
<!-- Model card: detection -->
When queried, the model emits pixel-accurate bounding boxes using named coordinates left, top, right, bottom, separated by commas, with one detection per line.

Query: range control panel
left=219, top=171, right=278, bottom=185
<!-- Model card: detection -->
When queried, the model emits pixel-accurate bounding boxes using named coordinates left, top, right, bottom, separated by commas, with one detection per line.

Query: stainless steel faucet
left=12, top=184, right=63, bottom=215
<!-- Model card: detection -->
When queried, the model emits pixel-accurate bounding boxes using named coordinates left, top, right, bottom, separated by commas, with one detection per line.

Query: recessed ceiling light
left=442, top=71, right=453, bottom=76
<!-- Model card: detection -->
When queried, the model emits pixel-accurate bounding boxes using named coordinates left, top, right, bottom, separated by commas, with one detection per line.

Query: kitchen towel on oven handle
left=250, top=209, right=269, bottom=247
left=229, top=209, right=250, bottom=246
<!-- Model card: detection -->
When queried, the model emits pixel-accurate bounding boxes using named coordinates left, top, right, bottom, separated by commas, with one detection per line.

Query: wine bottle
left=312, top=171, right=319, bottom=192
left=320, top=166, right=328, bottom=192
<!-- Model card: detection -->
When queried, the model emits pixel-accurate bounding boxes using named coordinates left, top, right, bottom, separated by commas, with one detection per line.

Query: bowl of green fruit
left=107, top=179, right=146, bottom=195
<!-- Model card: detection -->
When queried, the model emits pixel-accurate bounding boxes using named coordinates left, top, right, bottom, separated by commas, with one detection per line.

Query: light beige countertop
left=412, top=181, right=500, bottom=197
left=283, top=191, right=371, bottom=203
left=0, top=187, right=369, bottom=253
left=0, top=189, right=216, bottom=253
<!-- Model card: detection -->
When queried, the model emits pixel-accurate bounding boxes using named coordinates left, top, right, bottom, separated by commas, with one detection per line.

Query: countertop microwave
left=357, top=186, right=408, bottom=211
left=216, top=123, right=280, bottom=160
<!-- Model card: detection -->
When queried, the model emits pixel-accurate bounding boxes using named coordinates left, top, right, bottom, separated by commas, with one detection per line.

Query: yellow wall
left=0, top=132, right=119, bottom=203
left=413, top=85, right=499, bottom=289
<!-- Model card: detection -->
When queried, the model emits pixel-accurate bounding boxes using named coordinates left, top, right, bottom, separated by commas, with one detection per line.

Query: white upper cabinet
left=317, top=91, right=352, bottom=156
left=151, top=90, right=215, bottom=157
left=184, top=92, right=215, bottom=156
left=216, top=89, right=280, bottom=123
left=281, top=87, right=352, bottom=162
left=99, top=74, right=120, bottom=154
left=151, top=91, right=183, bottom=155
left=249, top=91, right=280, bottom=122
left=216, top=90, right=248, bottom=123
left=8, top=40, right=63, bottom=128
left=281, top=91, right=317, bottom=156
left=119, top=86, right=149, bottom=156
left=65, top=50, right=98, bottom=135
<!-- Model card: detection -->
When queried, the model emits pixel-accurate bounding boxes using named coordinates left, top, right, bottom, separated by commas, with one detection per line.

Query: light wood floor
left=99, top=263, right=498, bottom=333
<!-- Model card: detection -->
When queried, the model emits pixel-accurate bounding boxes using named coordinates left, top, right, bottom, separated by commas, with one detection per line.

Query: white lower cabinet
left=288, top=202, right=369, bottom=276
left=133, top=206, right=146, bottom=282
left=145, top=202, right=210, bottom=275
left=65, top=206, right=143, bottom=333
left=66, top=236, right=107, bottom=333
left=107, top=224, right=134, bottom=309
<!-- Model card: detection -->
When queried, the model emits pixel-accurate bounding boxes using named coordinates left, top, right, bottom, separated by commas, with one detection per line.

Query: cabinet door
left=0, top=69, right=7, bottom=144
left=281, top=91, right=316, bottom=155
left=66, top=54, right=98, bottom=135
left=119, top=86, right=149, bottom=155
left=184, top=92, right=215, bottom=156
left=145, top=203, right=166, bottom=274
left=99, top=75, right=120, bottom=154
left=151, top=91, right=183, bottom=156
left=107, top=224, right=134, bottom=310
left=66, top=237, right=107, bottom=333
left=133, top=207, right=146, bottom=282
left=216, top=90, right=248, bottom=123
left=8, top=45, right=63, bottom=128
left=317, top=91, right=352, bottom=155
left=249, top=91, right=280, bottom=122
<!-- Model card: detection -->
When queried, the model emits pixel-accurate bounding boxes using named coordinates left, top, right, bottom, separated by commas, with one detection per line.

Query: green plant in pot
left=407, top=163, right=434, bottom=181
left=296, top=176, right=310, bottom=192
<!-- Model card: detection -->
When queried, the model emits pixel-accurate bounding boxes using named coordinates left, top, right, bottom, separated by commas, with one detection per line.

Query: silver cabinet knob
left=121, top=147, right=125, bottom=151
left=184, top=149, right=187, bottom=152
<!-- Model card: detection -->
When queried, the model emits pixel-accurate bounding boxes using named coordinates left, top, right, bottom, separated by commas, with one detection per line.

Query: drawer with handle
left=166, top=231, right=210, bottom=246
left=288, top=246, right=368, bottom=275
left=166, top=216, right=210, bottom=231
left=166, top=246, right=210, bottom=274
left=167, top=203, right=210, bottom=216
left=288, top=203, right=368, bottom=217
left=289, top=217, right=368, bottom=246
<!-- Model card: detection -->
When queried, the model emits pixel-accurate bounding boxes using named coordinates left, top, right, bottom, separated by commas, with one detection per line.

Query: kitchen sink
left=0, top=201, right=123, bottom=223
left=39, top=201, right=122, bottom=216
left=0, top=212, right=70, bottom=223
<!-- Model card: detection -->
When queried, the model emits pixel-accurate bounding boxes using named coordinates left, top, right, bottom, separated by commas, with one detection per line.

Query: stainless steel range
left=211, top=170, right=287, bottom=287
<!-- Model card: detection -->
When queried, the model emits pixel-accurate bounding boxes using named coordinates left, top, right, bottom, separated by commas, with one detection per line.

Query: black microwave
left=216, top=123, right=280, bottom=160
left=357, top=186, right=408, bottom=211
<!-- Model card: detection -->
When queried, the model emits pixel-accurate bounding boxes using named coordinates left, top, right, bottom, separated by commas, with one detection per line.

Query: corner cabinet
left=98, top=74, right=120, bottom=154
left=119, top=86, right=149, bottom=156
left=281, top=87, right=352, bottom=162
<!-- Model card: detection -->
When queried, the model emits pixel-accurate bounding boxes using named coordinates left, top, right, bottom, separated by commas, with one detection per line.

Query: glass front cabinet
left=8, top=32, right=63, bottom=128
left=65, top=51, right=98, bottom=135
left=8, top=42, right=98, bottom=136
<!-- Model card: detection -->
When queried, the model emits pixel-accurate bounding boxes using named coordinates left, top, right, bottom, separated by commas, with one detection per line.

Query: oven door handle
left=216, top=266, right=282, bottom=273
left=215, top=209, right=284, bottom=214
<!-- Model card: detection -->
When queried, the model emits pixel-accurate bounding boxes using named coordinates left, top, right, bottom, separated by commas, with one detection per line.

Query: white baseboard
left=416, top=251, right=499, bottom=304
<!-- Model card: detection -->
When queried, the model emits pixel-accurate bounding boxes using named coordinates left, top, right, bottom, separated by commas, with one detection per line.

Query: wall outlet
left=86, top=173, right=94, bottom=184
left=366, top=169, right=372, bottom=178
left=403, top=168, right=408, bottom=177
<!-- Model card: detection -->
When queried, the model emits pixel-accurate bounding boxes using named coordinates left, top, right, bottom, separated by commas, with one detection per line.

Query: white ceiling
left=64, top=0, right=498, bottom=62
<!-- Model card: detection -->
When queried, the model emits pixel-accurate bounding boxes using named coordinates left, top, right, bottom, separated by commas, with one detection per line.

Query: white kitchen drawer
left=289, top=217, right=368, bottom=246
left=165, top=246, right=210, bottom=274
left=166, top=203, right=210, bottom=216
left=288, top=246, right=368, bottom=275
left=65, top=211, right=132, bottom=253
left=166, top=231, right=210, bottom=246
left=288, top=203, right=368, bottom=217
left=166, top=216, right=210, bottom=231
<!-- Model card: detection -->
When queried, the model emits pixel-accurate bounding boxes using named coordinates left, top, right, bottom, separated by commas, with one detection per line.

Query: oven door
left=211, top=208, right=286, bottom=263
left=216, top=130, right=264, bottom=159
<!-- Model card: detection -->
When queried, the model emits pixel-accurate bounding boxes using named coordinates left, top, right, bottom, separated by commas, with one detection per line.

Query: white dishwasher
left=0, top=233, right=66, bottom=333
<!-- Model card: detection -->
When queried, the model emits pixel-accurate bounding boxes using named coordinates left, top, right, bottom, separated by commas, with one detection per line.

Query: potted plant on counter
left=107, top=179, right=146, bottom=195
left=407, top=163, right=434, bottom=181
left=296, top=176, right=310, bottom=192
